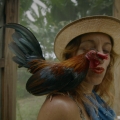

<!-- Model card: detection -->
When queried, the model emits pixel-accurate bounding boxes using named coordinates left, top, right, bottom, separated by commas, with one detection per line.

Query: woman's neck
left=82, top=80, right=94, bottom=94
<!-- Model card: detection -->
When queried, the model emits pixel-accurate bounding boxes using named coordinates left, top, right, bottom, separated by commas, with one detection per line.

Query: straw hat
left=54, top=16, right=120, bottom=61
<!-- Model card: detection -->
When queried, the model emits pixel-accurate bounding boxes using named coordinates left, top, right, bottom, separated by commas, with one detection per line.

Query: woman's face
left=76, top=33, right=112, bottom=85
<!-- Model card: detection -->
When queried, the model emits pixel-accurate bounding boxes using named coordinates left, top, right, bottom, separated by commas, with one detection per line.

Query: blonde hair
left=62, top=33, right=117, bottom=106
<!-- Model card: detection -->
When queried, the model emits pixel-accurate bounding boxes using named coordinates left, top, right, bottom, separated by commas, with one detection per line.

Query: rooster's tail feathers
left=1, top=23, right=45, bottom=68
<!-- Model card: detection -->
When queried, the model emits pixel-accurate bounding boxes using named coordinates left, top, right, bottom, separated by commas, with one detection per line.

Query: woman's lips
left=90, top=67, right=104, bottom=74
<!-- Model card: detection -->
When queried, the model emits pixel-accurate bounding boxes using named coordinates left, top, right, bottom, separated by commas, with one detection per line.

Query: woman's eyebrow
left=81, top=40, right=112, bottom=46
left=104, top=42, right=112, bottom=46
left=81, top=40, right=95, bottom=44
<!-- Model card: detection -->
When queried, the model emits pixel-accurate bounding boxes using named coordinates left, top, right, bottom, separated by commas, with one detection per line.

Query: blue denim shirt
left=84, top=91, right=116, bottom=120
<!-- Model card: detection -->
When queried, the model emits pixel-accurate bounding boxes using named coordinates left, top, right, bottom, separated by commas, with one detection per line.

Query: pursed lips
left=90, top=67, right=104, bottom=74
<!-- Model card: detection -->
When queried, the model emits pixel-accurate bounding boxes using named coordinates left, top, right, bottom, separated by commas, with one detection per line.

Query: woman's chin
left=86, top=73, right=105, bottom=85
left=85, top=75, right=104, bottom=85
left=92, top=78, right=103, bottom=85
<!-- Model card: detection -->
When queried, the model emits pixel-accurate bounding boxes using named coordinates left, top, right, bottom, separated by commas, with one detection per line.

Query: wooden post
left=2, top=0, right=19, bottom=120
left=113, top=0, right=120, bottom=116
left=0, top=1, right=6, bottom=119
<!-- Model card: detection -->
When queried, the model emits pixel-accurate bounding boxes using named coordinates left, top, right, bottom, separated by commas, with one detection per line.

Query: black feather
left=12, top=32, right=32, bottom=54
left=26, top=66, right=87, bottom=96
left=8, top=42, right=25, bottom=61
left=1, top=23, right=45, bottom=68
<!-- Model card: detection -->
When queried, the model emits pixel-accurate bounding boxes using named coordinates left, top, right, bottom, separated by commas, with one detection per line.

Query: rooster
left=0, top=23, right=108, bottom=96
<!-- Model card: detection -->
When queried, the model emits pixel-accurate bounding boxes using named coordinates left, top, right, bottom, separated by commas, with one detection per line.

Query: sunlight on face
left=76, top=33, right=112, bottom=86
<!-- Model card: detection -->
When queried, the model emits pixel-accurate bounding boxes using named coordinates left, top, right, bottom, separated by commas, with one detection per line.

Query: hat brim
left=54, top=16, right=120, bottom=61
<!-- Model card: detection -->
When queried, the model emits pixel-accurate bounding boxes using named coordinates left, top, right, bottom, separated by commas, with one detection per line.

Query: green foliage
left=17, top=82, right=30, bottom=99
left=87, top=0, right=113, bottom=15
left=49, top=0, right=78, bottom=21
left=16, top=96, right=46, bottom=120
left=17, top=69, right=31, bottom=99
left=19, top=0, right=33, bottom=25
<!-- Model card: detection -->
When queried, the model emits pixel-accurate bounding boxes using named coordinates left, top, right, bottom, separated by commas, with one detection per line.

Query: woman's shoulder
left=37, top=94, right=80, bottom=120
left=41, top=94, right=77, bottom=110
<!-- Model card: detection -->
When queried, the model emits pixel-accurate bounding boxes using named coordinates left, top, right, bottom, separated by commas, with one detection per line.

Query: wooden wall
left=0, top=0, right=5, bottom=119
left=113, top=0, right=120, bottom=116
left=0, top=0, right=19, bottom=120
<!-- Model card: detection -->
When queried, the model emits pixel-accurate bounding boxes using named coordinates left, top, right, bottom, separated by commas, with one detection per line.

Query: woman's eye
left=80, top=48, right=87, bottom=52
left=103, top=50, right=110, bottom=54
left=90, top=48, right=96, bottom=50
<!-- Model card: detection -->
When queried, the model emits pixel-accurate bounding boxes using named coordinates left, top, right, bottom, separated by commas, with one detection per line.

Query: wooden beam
left=0, top=1, right=5, bottom=119
left=113, top=0, right=120, bottom=18
left=2, top=0, right=19, bottom=120
left=0, top=58, right=5, bottom=68
left=113, top=0, right=120, bottom=116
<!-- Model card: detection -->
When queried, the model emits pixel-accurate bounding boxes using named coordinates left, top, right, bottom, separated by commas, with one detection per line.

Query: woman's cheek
left=76, top=49, right=84, bottom=55
left=106, top=55, right=111, bottom=67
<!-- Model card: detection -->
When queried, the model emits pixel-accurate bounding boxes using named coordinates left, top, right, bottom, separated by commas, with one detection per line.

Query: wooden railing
left=0, top=58, right=5, bottom=68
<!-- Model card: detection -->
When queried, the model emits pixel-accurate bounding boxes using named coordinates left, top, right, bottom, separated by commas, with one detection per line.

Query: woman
left=37, top=16, right=120, bottom=120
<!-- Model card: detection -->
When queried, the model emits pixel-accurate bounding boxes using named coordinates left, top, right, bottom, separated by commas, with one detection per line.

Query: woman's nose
left=95, top=48, right=102, bottom=53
